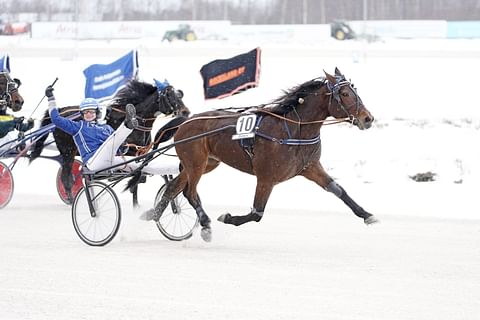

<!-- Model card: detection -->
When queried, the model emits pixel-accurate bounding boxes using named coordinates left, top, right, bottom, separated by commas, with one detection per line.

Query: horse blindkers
left=200, top=47, right=261, bottom=100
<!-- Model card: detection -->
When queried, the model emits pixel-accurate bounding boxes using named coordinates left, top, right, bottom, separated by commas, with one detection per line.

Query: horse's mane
left=111, top=79, right=156, bottom=107
left=266, top=78, right=326, bottom=114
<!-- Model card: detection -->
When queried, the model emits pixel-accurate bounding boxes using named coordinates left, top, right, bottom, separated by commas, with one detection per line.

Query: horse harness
left=235, top=77, right=360, bottom=163
left=235, top=112, right=322, bottom=165
left=326, top=75, right=362, bottom=124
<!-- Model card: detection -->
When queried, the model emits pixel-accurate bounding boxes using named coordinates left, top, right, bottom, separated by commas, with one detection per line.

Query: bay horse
left=0, top=71, right=24, bottom=114
left=142, top=68, right=379, bottom=242
left=29, top=79, right=190, bottom=204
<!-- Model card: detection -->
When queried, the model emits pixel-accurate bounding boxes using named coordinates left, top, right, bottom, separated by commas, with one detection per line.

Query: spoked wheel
left=154, top=183, right=198, bottom=241
left=0, top=161, right=14, bottom=209
left=72, top=181, right=121, bottom=246
left=57, top=159, right=84, bottom=205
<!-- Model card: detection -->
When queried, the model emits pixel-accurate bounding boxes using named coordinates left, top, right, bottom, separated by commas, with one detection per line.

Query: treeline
left=3, top=0, right=480, bottom=24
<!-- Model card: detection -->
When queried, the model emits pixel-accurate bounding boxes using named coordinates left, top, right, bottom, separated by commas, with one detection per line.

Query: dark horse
left=30, top=79, right=190, bottom=204
left=144, top=68, right=379, bottom=242
left=0, top=71, right=24, bottom=114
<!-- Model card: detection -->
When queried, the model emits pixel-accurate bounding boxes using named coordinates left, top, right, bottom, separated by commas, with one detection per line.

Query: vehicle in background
left=330, top=21, right=356, bottom=40
left=162, top=24, right=197, bottom=42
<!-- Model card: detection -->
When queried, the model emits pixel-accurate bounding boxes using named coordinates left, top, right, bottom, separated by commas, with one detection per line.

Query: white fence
left=29, top=20, right=480, bottom=41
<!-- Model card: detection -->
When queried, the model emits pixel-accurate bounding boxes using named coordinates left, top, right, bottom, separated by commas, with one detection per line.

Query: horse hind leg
left=140, top=170, right=213, bottom=242
left=140, top=173, right=186, bottom=221
left=180, top=156, right=221, bottom=242
left=183, top=176, right=213, bottom=242
left=61, top=161, right=75, bottom=203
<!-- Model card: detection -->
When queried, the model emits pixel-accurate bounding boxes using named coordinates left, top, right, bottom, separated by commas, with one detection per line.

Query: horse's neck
left=289, top=92, right=330, bottom=131
left=135, top=93, right=157, bottom=120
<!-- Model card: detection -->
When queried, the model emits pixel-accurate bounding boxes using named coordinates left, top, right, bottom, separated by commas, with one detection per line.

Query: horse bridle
left=327, top=76, right=362, bottom=124
left=0, top=72, right=22, bottom=113
left=157, top=86, right=184, bottom=115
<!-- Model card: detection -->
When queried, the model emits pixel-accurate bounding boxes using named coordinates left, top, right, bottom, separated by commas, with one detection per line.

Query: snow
left=1, top=36, right=480, bottom=319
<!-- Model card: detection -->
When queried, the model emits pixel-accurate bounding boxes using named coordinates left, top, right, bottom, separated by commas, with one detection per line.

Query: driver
left=46, top=85, right=139, bottom=172
left=46, top=85, right=181, bottom=176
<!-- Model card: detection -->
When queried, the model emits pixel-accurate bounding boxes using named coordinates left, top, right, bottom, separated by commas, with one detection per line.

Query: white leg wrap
left=326, top=181, right=343, bottom=197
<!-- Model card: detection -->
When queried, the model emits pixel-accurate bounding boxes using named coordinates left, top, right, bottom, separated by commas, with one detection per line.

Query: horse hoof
left=139, top=209, right=158, bottom=221
left=364, top=216, right=380, bottom=225
left=200, top=227, right=212, bottom=242
left=217, top=213, right=231, bottom=223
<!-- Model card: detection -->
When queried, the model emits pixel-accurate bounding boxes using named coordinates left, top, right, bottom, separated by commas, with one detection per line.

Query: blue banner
left=83, top=50, right=138, bottom=102
left=0, top=55, right=10, bottom=72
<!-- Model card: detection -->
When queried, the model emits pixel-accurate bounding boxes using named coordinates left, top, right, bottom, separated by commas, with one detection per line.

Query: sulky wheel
left=154, top=182, right=198, bottom=241
left=0, top=161, right=14, bottom=209
left=57, top=159, right=84, bottom=205
left=72, top=181, right=121, bottom=246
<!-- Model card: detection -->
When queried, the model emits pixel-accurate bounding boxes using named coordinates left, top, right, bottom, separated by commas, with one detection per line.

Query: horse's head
left=324, top=68, right=374, bottom=130
left=108, top=80, right=190, bottom=130
left=157, top=85, right=190, bottom=117
left=0, top=72, right=24, bottom=113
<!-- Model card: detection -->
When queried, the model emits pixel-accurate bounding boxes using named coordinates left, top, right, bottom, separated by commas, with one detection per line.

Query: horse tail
left=29, top=110, right=52, bottom=163
left=123, top=170, right=143, bottom=193
left=153, top=115, right=188, bottom=149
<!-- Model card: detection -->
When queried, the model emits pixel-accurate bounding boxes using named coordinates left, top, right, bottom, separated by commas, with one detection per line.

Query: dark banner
left=200, top=47, right=261, bottom=100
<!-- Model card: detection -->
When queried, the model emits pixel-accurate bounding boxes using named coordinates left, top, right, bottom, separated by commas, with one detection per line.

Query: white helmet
left=79, top=97, right=101, bottom=119
left=80, top=98, right=99, bottom=112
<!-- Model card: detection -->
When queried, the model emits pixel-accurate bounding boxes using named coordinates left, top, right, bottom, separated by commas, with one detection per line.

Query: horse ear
left=324, top=70, right=336, bottom=84
left=334, top=67, right=342, bottom=76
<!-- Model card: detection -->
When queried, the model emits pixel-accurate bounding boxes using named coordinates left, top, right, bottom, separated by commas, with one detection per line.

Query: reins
left=254, top=108, right=349, bottom=125
left=127, top=78, right=361, bottom=155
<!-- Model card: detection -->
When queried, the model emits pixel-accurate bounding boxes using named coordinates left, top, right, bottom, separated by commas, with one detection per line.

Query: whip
left=28, top=77, right=58, bottom=119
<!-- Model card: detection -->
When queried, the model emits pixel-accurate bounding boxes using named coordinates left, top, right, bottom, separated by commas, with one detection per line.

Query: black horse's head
left=158, top=85, right=190, bottom=117
left=0, top=72, right=24, bottom=114
left=108, top=79, right=190, bottom=129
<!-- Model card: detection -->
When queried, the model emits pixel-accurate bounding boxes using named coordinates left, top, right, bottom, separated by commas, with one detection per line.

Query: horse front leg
left=302, top=162, right=379, bottom=225
left=218, top=180, right=273, bottom=226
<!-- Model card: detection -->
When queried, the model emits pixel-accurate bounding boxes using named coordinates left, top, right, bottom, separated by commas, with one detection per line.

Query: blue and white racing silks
left=49, top=107, right=114, bottom=163
left=0, top=54, right=10, bottom=72
left=83, top=50, right=139, bottom=103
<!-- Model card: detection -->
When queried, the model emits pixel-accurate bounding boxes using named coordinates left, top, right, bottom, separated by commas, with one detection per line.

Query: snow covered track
left=1, top=187, right=480, bottom=319
left=1, top=37, right=480, bottom=318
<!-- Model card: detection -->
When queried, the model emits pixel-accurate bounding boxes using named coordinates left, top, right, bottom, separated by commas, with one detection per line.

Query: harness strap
left=255, top=131, right=320, bottom=145
left=251, top=114, right=321, bottom=146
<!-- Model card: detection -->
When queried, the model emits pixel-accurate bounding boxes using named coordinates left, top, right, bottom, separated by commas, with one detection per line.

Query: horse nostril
left=365, top=116, right=373, bottom=124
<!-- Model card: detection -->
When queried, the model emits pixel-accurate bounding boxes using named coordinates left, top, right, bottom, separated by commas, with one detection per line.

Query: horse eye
left=341, top=92, right=349, bottom=97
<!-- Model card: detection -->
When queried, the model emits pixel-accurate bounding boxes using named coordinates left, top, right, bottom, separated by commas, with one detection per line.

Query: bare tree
left=2, top=0, right=480, bottom=23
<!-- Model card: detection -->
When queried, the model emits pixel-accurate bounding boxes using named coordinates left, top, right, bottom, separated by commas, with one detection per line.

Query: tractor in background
left=162, top=24, right=197, bottom=42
